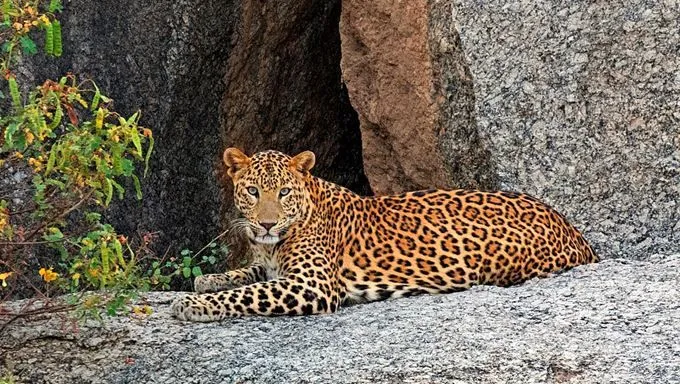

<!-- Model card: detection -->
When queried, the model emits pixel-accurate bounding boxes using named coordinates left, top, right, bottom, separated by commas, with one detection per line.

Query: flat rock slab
left=2, top=255, right=679, bottom=383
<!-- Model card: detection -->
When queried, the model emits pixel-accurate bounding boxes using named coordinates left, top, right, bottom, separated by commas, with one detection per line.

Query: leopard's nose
left=260, top=222, right=276, bottom=231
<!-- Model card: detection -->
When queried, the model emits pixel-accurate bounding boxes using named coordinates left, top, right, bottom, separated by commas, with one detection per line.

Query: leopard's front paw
left=171, top=293, right=230, bottom=322
left=171, top=295, right=193, bottom=321
left=193, top=275, right=214, bottom=293
left=193, top=274, right=236, bottom=293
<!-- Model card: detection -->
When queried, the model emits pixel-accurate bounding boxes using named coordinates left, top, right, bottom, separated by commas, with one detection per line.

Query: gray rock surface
left=441, top=0, right=680, bottom=259
left=2, top=254, right=678, bottom=383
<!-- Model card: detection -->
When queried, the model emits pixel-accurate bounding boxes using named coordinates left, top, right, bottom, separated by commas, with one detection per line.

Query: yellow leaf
left=131, top=305, right=153, bottom=317
left=75, top=94, right=88, bottom=108
left=130, top=128, right=142, bottom=155
left=28, top=157, right=43, bottom=172
left=38, top=267, right=58, bottom=282
left=0, top=272, right=12, bottom=288
left=95, top=108, right=104, bottom=129
left=83, top=295, right=100, bottom=308
left=25, top=130, right=34, bottom=144
left=0, top=207, right=8, bottom=232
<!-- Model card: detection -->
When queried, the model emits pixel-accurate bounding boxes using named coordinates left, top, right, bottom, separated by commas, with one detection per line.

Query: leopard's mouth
left=253, top=234, right=281, bottom=245
left=247, top=222, right=289, bottom=245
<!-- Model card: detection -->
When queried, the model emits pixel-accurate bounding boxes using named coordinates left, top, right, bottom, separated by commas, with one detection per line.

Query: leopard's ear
left=289, top=150, right=315, bottom=174
left=223, top=148, right=251, bottom=179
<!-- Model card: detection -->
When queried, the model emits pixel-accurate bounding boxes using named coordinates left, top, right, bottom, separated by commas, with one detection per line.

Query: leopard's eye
left=246, top=186, right=259, bottom=197
left=279, top=187, right=291, bottom=198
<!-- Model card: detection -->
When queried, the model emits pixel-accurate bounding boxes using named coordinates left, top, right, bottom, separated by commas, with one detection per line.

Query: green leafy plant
left=147, top=241, right=226, bottom=290
left=0, top=0, right=235, bottom=325
left=0, top=370, right=17, bottom=384
left=179, top=244, right=225, bottom=279
left=0, top=71, right=154, bottom=297
left=1, top=0, right=63, bottom=74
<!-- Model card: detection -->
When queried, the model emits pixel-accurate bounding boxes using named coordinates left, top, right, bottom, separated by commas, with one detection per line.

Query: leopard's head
left=223, top=148, right=315, bottom=245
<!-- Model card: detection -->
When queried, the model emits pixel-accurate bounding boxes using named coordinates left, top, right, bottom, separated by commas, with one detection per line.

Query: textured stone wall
left=447, top=0, right=679, bottom=259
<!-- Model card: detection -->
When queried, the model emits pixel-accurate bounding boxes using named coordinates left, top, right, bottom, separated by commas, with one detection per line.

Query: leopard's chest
left=251, top=243, right=281, bottom=280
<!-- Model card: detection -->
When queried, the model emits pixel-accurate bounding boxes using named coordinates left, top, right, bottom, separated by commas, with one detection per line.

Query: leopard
left=171, top=148, right=598, bottom=322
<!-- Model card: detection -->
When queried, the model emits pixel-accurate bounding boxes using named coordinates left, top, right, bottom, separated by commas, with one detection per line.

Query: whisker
left=227, top=217, right=257, bottom=240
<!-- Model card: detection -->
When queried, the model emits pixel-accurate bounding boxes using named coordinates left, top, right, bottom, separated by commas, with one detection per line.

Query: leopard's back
left=333, top=188, right=597, bottom=302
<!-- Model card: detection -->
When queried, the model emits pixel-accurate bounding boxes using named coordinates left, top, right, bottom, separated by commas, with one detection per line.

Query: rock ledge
left=2, top=255, right=679, bottom=383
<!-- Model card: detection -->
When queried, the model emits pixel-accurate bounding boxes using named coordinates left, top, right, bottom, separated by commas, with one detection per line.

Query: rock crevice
left=341, top=0, right=495, bottom=195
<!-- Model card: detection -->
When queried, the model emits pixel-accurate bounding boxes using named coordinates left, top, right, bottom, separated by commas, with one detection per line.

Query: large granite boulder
left=2, top=254, right=678, bottom=383
left=341, top=0, right=680, bottom=259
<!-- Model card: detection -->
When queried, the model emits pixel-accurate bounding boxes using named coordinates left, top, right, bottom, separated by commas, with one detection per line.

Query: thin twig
left=7, top=206, right=38, bottom=216
left=23, top=189, right=93, bottom=242
left=0, top=302, right=76, bottom=336
left=0, top=239, right=63, bottom=245
left=191, top=228, right=231, bottom=260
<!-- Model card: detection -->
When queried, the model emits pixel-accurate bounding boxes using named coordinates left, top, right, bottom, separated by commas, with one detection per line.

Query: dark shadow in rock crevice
left=220, top=0, right=372, bottom=266
left=222, top=1, right=370, bottom=196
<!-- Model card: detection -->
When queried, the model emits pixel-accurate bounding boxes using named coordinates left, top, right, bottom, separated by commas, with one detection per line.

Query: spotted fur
left=172, top=149, right=598, bottom=321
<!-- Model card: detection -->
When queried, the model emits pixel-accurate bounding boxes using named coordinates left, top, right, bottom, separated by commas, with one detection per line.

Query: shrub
left=0, top=1, right=232, bottom=324
left=0, top=0, right=156, bottom=318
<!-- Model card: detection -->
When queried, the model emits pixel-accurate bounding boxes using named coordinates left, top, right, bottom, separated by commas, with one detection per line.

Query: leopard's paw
left=193, top=274, right=236, bottom=293
left=171, top=293, right=229, bottom=322
left=171, top=295, right=193, bottom=321
left=193, top=275, right=214, bottom=293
